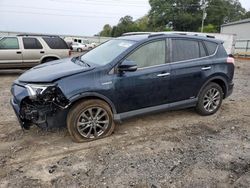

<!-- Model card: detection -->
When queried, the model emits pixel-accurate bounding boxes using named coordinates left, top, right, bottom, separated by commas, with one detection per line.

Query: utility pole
left=201, top=0, right=208, bottom=33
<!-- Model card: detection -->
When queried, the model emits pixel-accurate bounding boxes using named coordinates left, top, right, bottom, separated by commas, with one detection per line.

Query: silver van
left=0, top=35, right=71, bottom=69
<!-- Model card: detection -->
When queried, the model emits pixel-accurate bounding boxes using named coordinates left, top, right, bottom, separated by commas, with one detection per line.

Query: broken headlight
left=25, top=84, right=56, bottom=99
left=25, top=84, right=69, bottom=108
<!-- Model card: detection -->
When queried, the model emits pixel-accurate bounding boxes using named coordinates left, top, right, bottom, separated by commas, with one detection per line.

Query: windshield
left=81, top=39, right=135, bottom=66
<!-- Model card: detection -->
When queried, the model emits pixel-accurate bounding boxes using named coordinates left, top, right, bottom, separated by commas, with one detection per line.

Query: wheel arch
left=40, top=55, right=60, bottom=63
left=68, top=92, right=117, bottom=114
left=198, top=75, right=229, bottom=99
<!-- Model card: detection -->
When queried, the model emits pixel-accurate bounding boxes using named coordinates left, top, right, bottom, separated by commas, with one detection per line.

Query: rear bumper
left=226, top=82, right=234, bottom=98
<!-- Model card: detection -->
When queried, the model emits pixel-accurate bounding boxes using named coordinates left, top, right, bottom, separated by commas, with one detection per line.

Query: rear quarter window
left=42, top=37, right=69, bottom=49
left=204, top=41, right=218, bottom=55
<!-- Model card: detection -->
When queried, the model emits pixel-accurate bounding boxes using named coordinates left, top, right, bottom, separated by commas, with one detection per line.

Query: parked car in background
left=11, top=32, right=234, bottom=143
left=64, top=37, right=98, bottom=51
left=88, top=42, right=97, bottom=49
left=71, top=42, right=89, bottom=52
left=0, top=34, right=71, bottom=69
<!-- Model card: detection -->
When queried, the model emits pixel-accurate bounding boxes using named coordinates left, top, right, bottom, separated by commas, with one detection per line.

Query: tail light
left=69, top=50, right=72, bottom=57
left=227, top=57, right=235, bottom=64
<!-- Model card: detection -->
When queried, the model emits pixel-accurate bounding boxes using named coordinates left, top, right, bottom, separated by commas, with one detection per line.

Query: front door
left=0, top=37, right=22, bottom=64
left=114, top=39, right=171, bottom=113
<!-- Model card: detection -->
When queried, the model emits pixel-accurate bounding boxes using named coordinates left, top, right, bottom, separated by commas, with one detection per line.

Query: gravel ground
left=0, top=60, right=250, bottom=188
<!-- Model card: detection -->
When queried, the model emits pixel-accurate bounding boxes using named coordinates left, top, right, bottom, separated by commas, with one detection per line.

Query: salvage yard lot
left=0, top=60, right=250, bottom=188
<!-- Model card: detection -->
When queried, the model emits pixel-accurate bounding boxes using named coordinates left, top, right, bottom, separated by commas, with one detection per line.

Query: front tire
left=196, top=83, right=223, bottom=116
left=67, top=100, right=115, bottom=143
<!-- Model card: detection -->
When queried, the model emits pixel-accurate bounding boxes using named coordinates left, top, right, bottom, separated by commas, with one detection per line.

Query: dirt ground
left=0, top=60, right=250, bottom=188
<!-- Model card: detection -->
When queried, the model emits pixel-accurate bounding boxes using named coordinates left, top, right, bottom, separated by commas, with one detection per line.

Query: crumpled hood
left=18, top=58, right=94, bottom=83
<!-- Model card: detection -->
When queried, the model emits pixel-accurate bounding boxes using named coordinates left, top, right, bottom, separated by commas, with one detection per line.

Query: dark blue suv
left=11, top=33, right=235, bottom=142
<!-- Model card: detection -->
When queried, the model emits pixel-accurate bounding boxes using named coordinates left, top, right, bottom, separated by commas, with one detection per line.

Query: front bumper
left=10, top=83, right=69, bottom=129
left=10, top=97, right=27, bottom=129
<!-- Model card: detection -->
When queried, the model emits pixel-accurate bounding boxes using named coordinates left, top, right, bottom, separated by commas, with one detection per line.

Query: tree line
left=99, top=0, right=250, bottom=37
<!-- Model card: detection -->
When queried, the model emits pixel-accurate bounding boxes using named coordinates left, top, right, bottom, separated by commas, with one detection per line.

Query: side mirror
left=118, top=59, right=137, bottom=72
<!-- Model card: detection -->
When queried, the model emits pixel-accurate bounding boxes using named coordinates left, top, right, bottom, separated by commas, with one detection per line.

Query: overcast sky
left=0, top=0, right=249, bottom=36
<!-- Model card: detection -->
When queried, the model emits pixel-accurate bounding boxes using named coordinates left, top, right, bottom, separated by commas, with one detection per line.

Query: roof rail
left=122, top=31, right=216, bottom=39
left=160, top=32, right=216, bottom=38
left=17, top=34, right=59, bottom=37
left=122, top=32, right=153, bottom=36
left=148, top=33, right=166, bottom=38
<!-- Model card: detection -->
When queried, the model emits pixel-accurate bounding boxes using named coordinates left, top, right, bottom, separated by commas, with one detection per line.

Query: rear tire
left=196, top=83, right=223, bottom=116
left=67, top=99, right=115, bottom=143
left=42, top=57, right=58, bottom=63
left=77, top=48, right=83, bottom=52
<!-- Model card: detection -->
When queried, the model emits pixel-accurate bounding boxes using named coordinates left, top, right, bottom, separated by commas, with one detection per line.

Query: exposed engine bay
left=18, top=84, right=70, bottom=130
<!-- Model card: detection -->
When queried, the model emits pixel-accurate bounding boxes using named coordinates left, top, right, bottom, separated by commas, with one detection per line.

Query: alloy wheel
left=77, top=107, right=109, bottom=139
left=203, top=88, right=221, bottom=113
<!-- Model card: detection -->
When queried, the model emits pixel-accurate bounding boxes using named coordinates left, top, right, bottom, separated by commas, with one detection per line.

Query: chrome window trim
left=113, top=38, right=219, bottom=73
left=168, top=44, right=219, bottom=65
left=114, top=39, right=167, bottom=72
left=137, top=62, right=169, bottom=70
left=137, top=44, right=219, bottom=70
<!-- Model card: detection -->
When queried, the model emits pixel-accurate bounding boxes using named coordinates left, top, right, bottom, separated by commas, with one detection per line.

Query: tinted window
left=23, top=38, right=43, bottom=49
left=0, top=37, right=19, bottom=49
left=42, top=37, right=69, bottom=49
left=199, top=42, right=206, bottom=57
left=172, top=39, right=200, bottom=62
left=127, top=40, right=166, bottom=68
left=204, top=41, right=218, bottom=55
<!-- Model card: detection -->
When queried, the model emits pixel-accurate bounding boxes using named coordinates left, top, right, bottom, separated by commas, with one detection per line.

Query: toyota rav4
left=11, top=33, right=235, bottom=142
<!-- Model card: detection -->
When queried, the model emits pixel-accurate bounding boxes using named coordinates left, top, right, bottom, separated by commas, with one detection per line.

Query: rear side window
left=23, top=38, right=43, bottom=49
left=199, top=42, right=206, bottom=57
left=204, top=41, right=218, bottom=55
left=127, top=40, right=166, bottom=68
left=42, top=37, right=69, bottom=49
left=172, top=39, right=200, bottom=62
left=0, top=37, right=19, bottom=49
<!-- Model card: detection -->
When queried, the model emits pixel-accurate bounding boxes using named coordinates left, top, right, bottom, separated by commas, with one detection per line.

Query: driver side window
left=127, top=40, right=166, bottom=68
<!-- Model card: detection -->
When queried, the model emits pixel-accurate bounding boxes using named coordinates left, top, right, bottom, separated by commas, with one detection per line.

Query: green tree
left=206, top=0, right=246, bottom=31
left=99, top=0, right=249, bottom=36
left=135, top=16, right=150, bottom=31
left=148, top=0, right=247, bottom=32
left=199, top=24, right=217, bottom=33
left=99, top=24, right=112, bottom=37
left=241, top=11, right=250, bottom=19
left=148, top=0, right=202, bottom=32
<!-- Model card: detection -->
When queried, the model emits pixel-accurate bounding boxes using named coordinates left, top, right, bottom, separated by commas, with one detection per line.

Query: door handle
left=40, top=51, right=45, bottom=54
left=16, top=51, right=22, bottom=54
left=201, top=66, right=211, bottom=71
left=157, top=73, right=170, bottom=77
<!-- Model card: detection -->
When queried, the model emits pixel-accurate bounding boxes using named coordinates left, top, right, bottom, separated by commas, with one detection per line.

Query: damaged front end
left=11, top=83, right=70, bottom=130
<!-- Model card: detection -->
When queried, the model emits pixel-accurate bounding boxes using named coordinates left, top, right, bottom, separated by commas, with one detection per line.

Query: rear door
left=114, top=39, right=171, bottom=113
left=169, top=38, right=214, bottom=103
left=21, top=37, right=44, bottom=64
left=0, top=37, right=22, bottom=64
